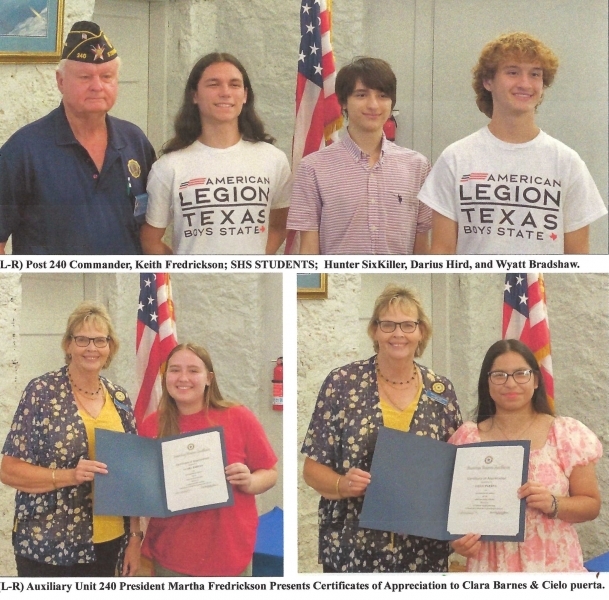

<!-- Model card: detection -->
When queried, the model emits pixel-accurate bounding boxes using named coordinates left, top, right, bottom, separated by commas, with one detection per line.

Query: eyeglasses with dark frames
left=488, top=369, right=534, bottom=385
left=376, top=320, right=420, bottom=334
left=71, top=335, right=111, bottom=348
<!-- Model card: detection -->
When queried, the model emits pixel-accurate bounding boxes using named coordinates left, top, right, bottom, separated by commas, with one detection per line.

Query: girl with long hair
left=450, top=339, right=602, bottom=571
left=139, top=343, right=277, bottom=576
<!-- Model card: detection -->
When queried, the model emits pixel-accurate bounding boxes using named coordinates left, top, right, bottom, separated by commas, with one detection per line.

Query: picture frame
left=297, top=273, right=328, bottom=300
left=0, top=0, right=65, bottom=63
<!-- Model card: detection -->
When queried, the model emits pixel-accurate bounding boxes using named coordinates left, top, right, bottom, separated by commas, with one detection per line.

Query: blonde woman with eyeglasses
left=449, top=339, right=602, bottom=571
left=1, top=302, right=142, bottom=577
left=302, top=284, right=462, bottom=573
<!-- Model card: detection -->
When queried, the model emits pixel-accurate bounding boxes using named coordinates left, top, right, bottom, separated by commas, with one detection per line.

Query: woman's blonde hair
left=157, top=343, right=237, bottom=438
left=61, top=302, right=118, bottom=368
left=367, top=285, right=432, bottom=357
left=472, top=32, right=559, bottom=118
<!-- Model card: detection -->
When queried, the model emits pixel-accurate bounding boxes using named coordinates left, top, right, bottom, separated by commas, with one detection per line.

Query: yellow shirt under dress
left=379, top=380, right=423, bottom=550
left=379, top=380, right=423, bottom=432
left=79, top=390, right=125, bottom=543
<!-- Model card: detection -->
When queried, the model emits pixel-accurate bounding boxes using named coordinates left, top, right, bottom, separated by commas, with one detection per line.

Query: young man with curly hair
left=419, top=32, right=606, bottom=254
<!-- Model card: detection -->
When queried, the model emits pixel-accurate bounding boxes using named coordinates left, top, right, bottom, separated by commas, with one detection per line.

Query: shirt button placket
left=368, top=170, right=380, bottom=253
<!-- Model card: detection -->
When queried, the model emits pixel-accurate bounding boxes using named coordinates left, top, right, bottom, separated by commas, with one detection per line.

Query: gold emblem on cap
left=91, top=44, right=106, bottom=61
left=115, top=391, right=126, bottom=401
left=128, top=159, right=141, bottom=178
left=432, top=382, right=445, bottom=394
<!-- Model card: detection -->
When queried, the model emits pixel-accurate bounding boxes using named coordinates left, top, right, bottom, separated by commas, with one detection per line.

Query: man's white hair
left=56, top=56, right=122, bottom=74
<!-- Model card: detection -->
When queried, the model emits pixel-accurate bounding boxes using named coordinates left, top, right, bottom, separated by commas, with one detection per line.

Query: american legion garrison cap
left=61, top=21, right=118, bottom=63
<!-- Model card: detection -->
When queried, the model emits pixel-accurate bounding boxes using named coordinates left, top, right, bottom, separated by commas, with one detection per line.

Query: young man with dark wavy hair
left=419, top=32, right=606, bottom=255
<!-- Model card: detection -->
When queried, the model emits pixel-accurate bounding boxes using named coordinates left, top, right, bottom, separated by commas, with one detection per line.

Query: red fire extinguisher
left=272, top=357, right=283, bottom=411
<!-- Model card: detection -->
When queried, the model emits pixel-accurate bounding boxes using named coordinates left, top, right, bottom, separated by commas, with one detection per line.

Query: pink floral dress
left=449, top=417, right=602, bottom=572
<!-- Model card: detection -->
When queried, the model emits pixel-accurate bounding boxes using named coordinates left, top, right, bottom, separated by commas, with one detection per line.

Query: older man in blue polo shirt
left=0, top=21, right=155, bottom=255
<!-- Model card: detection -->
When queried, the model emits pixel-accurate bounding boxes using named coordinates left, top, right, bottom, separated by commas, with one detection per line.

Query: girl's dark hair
left=162, top=53, right=275, bottom=155
left=476, top=339, right=554, bottom=423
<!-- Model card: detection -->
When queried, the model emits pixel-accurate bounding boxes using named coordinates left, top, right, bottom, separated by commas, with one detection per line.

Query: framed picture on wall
left=297, top=273, right=328, bottom=300
left=0, top=0, right=64, bottom=63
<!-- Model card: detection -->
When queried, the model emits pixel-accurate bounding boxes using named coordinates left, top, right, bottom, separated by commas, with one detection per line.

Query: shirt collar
left=54, top=102, right=125, bottom=150
left=342, top=129, right=389, bottom=164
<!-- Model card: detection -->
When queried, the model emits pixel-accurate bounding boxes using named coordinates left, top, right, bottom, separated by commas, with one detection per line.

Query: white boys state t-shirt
left=418, top=127, right=607, bottom=254
left=146, top=139, right=291, bottom=254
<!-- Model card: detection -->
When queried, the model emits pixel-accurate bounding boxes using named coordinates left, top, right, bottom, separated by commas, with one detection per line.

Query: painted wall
left=297, top=274, right=609, bottom=572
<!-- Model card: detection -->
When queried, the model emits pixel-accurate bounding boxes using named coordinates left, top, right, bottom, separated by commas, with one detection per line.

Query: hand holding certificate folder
left=94, top=427, right=234, bottom=517
left=359, top=427, right=530, bottom=541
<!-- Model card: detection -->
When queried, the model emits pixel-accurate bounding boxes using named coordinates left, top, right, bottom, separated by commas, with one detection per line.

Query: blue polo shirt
left=0, top=104, right=155, bottom=254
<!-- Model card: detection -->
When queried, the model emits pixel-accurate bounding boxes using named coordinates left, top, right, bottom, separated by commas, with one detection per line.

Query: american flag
left=135, top=273, right=178, bottom=427
left=287, top=0, right=343, bottom=253
left=502, top=273, right=554, bottom=409
left=293, top=0, right=342, bottom=168
left=460, top=173, right=488, bottom=182
left=179, top=178, right=207, bottom=189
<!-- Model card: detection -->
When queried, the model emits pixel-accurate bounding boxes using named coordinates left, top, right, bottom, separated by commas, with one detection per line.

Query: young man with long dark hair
left=141, top=53, right=291, bottom=255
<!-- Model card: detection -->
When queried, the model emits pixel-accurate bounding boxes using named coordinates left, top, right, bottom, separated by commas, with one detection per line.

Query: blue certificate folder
left=94, top=428, right=234, bottom=517
left=359, top=427, right=530, bottom=542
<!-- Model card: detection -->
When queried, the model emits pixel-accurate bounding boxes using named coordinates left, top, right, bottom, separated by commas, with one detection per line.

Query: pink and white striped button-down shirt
left=287, top=133, right=432, bottom=254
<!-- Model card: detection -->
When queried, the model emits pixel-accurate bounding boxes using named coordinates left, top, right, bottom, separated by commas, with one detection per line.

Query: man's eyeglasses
left=71, top=336, right=111, bottom=348
left=376, top=320, right=419, bottom=333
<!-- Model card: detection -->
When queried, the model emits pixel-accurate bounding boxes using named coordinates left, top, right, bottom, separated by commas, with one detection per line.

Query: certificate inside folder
left=94, top=428, right=234, bottom=517
left=358, top=427, right=530, bottom=542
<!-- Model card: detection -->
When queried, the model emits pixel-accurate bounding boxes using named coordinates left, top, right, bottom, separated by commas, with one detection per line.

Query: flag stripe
left=135, top=273, right=178, bottom=428
left=502, top=273, right=554, bottom=409
left=293, top=80, right=321, bottom=168
left=287, top=0, right=343, bottom=254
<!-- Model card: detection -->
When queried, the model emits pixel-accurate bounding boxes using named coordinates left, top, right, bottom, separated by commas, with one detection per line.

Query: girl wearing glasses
left=302, top=284, right=462, bottom=572
left=0, top=303, right=142, bottom=577
left=450, top=339, right=602, bottom=571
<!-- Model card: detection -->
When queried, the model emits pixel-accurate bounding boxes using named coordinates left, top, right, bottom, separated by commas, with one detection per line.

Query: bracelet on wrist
left=548, top=495, right=559, bottom=519
left=129, top=531, right=144, bottom=541
left=335, top=475, right=343, bottom=498
left=51, top=468, right=58, bottom=489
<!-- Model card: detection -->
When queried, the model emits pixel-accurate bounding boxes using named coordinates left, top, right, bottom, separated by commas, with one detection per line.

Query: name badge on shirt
left=112, top=393, right=130, bottom=412
left=133, top=193, right=148, bottom=224
left=425, top=390, right=448, bottom=406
